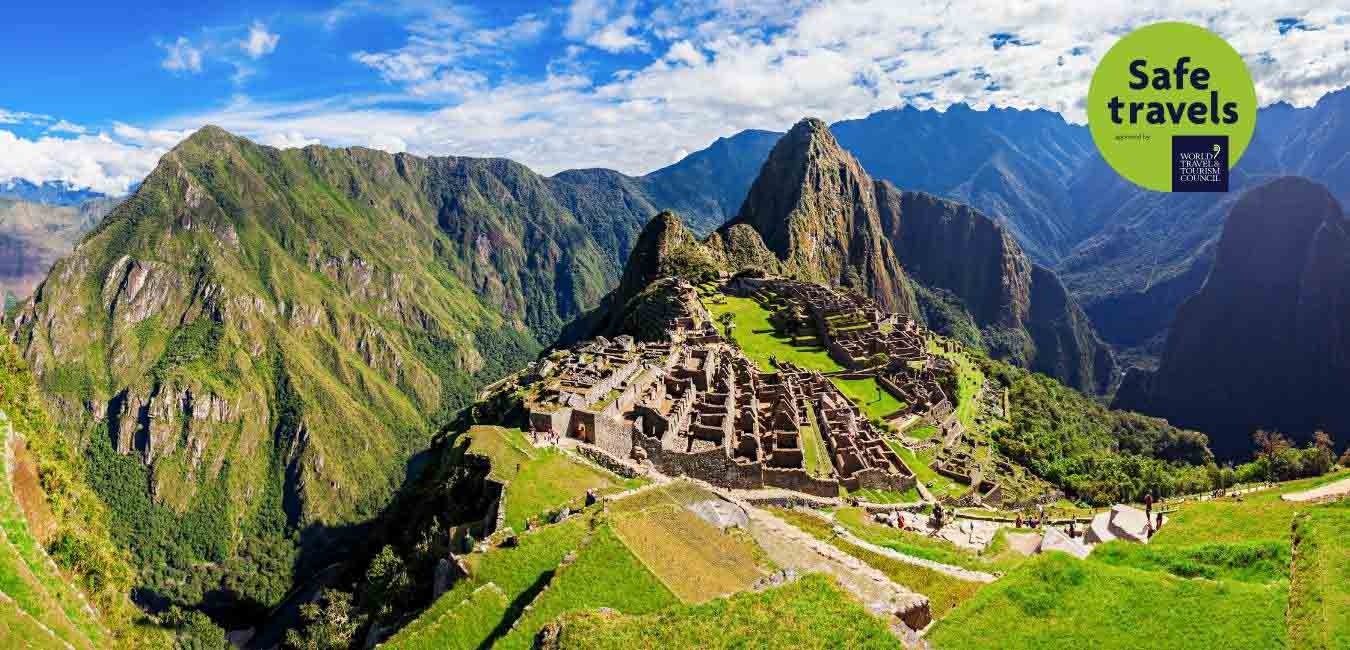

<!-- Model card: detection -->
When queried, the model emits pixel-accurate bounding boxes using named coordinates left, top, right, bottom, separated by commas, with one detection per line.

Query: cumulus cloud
left=0, top=130, right=176, bottom=195
left=19, top=1, right=1350, bottom=196
left=161, top=36, right=204, bottom=74
left=566, top=0, right=647, bottom=52
left=242, top=21, right=280, bottom=59
left=353, top=10, right=546, bottom=96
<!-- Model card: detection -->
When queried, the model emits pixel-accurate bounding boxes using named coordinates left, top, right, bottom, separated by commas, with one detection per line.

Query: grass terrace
left=1287, top=500, right=1350, bottom=648
left=890, top=442, right=967, bottom=500
left=929, top=552, right=1288, bottom=649
left=799, top=404, right=832, bottom=479
left=706, top=295, right=842, bottom=373
left=462, top=425, right=640, bottom=532
left=831, top=377, right=905, bottom=421
left=495, top=524, right=677, bottom=649
left=552, top=573, right=898, bottom=649
left=610, top=482, right=769, bottom=603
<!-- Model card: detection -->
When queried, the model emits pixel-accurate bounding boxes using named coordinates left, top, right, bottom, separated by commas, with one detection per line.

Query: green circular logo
left=1087, top=22, right=1257, bottom=192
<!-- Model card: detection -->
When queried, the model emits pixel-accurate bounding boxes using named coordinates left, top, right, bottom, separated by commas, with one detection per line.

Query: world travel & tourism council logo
left=1087, top=22, right=1256, bottom=193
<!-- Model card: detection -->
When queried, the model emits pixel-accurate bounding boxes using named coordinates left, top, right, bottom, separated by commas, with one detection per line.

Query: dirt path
left=744, top=506, right=931, bottom=632
left=1282, top=475, right=1350, bottom=503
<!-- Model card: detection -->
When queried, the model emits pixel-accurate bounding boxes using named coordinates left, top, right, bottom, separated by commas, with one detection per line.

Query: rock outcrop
left=716, top=118, right=917, bottom=315
left=1115, top=177, right=1350, bottom=456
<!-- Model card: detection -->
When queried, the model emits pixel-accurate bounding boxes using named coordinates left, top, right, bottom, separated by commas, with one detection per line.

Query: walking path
left=742, top=506, right=931, bottom=633
left=807, top=510, right=998, bottom=583
left=1282, top=475, right=1350, bottom=503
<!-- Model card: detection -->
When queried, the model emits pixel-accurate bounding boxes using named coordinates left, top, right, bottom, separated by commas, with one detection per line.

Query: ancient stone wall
left=762, top=467, right=841, bottom=498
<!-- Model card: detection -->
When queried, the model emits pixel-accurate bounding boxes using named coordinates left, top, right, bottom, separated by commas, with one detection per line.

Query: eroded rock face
left=1116, top=177, right=1350, bottom=456
left=719, top=118, right=918, bottom=315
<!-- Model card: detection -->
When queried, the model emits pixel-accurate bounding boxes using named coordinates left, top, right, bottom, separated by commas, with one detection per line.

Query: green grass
left=553, top=573, right=898, bottom=649
left=385, top=514, right=592, bottom=648
left=929, top=338, right=984, bottom=428
left=1090, top=540, right=1289, bottom=583
left=798, top=404, right=831, bottom=479
left=387, top=583, right=508, bottom=650
left=929, top=552, right=1288, bottom=649
left=771, top=508, right=985, bottom=617
left=1287, top=500, right=1350, bottom=649
left=0, top=415, right=104, bottom=648
left=847, top=487, right=920, bottom=504
left=1152, top=473, right=1347, bottom=548
left=890, top=442, right=966, bottom=499
left=612, top=499, right=766, bottom=603
left=496, top=524, right=677, bottom=649
left=463, top=426, right=633, bottom=532
left=830, top=377, right=904, bottom=421
left=706, top=296, right=842, bottom=373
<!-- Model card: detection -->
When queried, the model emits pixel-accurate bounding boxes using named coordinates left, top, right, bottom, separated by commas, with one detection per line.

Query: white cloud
left=0, top=129, right=175, bottom=195
left=259, top=130, right=320, bottom=148
left=161, top=36, right=204, bottom=74
left=352, top=10, right=546, bottom=96
left=20, top=1, right=1350, bottom=196
left=566, top=0, right=647, bottom=52
left=665, top=40, right=704, bottom=66
left=242, top=21, right=280, bottom=59
left=0, top=108, right=51, bottom=125
left=47, top=120, right=86, bottom=134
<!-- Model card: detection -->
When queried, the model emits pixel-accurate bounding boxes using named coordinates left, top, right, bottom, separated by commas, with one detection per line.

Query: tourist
left=1156, top=511, right=1163, bottom=530
left=1068, top=519, right=1077, bottom=538
left=1144, top=491, right=1154, bottom=520
left=1015, top=513, right=1023, bottom=528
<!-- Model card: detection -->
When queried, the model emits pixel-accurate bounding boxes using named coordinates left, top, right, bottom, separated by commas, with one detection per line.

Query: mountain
left=832, top=104, right=1096, bottom=264
left=0, top=178, right=111, bottom=206
left=705, top=119, right=1114, bottom=393
left=1, top=196, right=119, bottom=307
left=1114, top=177, right=1350, bottom=457
left=653, top=93, right=1350, bottom=365
left=714, top=118, right=917, bottom=314
left=0, top=339, right=162, bottom=647
left=8, top=126, right=652, bottom=618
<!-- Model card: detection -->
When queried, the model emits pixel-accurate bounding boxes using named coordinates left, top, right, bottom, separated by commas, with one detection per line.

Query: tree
left=866, top=352, right=890, bottom=369
left=718, top=312, right=736, bottom=337
left=1340, top=447, right=1350, bottom=468
left=1313, top=430, right=1334, bottom=452
left=360, top=545, right=413, bottom=623
left=286, top=590, right=360, bottom=650
left=1252, top=429, right=1292, bottom=460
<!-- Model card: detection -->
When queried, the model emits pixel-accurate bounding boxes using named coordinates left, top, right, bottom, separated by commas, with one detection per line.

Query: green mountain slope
left=6, top=126, right=590, bottom=614
left=0, top=340, right=163, bottom=648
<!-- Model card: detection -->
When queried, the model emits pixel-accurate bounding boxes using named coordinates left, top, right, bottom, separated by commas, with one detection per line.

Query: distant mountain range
left=657, top=89, right=1350, bottom=364
left=0, top=178, right=112, bottom=206
left=1, top=195, right=119, bottom=308
left=582, top=118, right=1114, bottom=393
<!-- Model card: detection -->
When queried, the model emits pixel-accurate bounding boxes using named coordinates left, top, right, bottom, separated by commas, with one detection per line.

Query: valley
left=1, top=85, right=1348, bottom=650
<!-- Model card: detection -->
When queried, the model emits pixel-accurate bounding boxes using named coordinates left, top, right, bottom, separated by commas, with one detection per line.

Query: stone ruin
left=516, top=278, right=979, bottom=499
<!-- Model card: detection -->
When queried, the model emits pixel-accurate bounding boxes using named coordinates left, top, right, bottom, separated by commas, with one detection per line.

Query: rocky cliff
left=715, top=118, right=917, bottom=315
left=1115, top=177, right=1350, bottom=456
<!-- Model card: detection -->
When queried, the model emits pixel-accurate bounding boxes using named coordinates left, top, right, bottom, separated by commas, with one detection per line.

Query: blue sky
left=3, top=1, right=1349, bottom=195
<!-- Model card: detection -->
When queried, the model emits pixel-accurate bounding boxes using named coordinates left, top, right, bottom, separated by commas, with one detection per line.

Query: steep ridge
left=710, top=119, right=1113, bottom=393
left=6, top=127, right=584, bottom=615
left=832, top=104, right=1096, bottom=264
left=1114, top=177, right=1350, bottom=456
